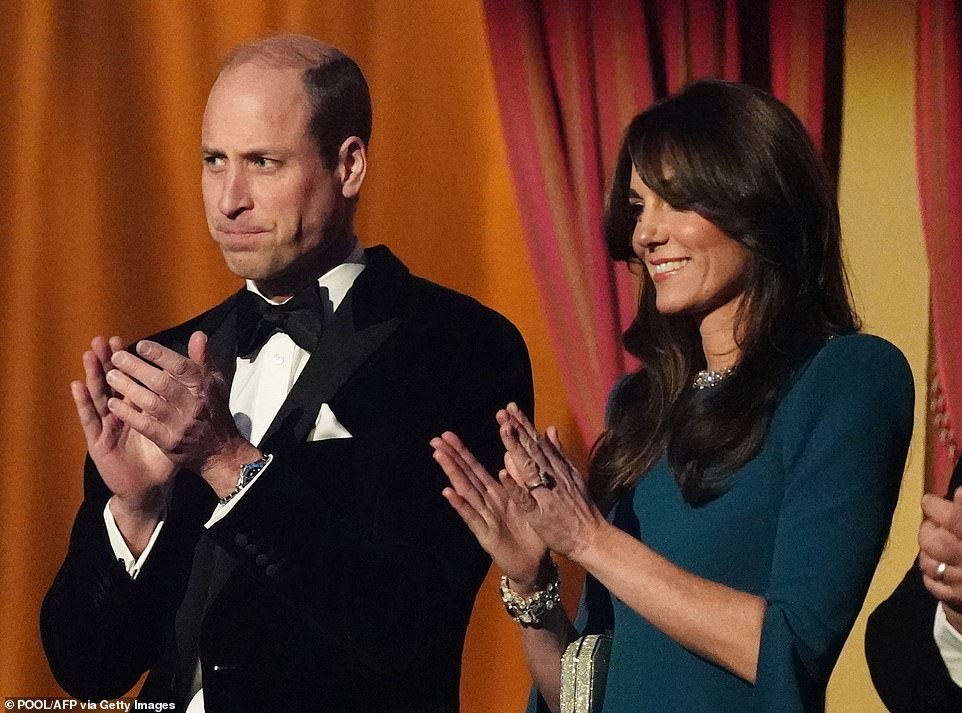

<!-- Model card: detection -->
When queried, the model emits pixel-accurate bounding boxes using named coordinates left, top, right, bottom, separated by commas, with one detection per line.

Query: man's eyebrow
left=200, top=146, right=291, bottom=159
left=240, top=148, right=289, bottom=159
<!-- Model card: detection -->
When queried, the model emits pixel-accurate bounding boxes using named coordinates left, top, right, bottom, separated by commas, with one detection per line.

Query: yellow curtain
left=1, top=2, right=584, bottom=709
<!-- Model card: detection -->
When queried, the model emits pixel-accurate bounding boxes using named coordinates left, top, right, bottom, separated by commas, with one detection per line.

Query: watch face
left=219, top=455, right=272, bottom=505
left=239, top=456, right=270, bottom=484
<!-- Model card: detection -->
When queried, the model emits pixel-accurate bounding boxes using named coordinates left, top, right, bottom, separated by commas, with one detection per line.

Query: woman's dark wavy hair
left=589, top=79, right=859, bottom=509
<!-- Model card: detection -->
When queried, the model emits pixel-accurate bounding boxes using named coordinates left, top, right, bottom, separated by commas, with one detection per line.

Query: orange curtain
left=917, top=0, right=962, bottom=494
left=1, top=2, right=579, bottom=710
left=483, top=0, right=844, bottom=445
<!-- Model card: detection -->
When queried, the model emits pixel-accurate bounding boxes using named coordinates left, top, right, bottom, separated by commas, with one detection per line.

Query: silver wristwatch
left=218, top=453, right=273, bottom=505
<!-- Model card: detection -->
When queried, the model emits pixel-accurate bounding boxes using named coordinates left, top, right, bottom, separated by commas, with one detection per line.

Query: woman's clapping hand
left=433, top=403, right=609, bottom=580
left=431, top=429, right=549, bottom=589
left=497, top=403, right=607, bottom=563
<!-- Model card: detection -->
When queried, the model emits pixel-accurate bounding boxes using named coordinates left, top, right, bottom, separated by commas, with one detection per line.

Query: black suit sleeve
left=40, top=306, right=227, bottom=701
left=865, top=462, right=962, bottom=713
left=40, top=457, right=210, bottom=699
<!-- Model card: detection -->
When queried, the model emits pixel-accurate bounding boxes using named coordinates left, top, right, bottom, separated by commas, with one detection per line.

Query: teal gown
left=536, top=334, right=914, bottom=712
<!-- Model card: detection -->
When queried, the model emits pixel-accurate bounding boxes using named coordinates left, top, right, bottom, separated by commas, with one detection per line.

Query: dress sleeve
left=753, top=335, right=914, bottom=712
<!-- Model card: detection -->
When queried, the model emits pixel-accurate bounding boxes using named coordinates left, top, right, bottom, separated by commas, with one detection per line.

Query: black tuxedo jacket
left=41, top=246, right=534, bottom=712
left=865, top=459, right=962, bottom=712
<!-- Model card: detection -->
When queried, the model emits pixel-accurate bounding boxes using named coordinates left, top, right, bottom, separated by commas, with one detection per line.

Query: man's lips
left=215, top=228, right=269, bottom=235
left=214, top=228, right=270, bottom=250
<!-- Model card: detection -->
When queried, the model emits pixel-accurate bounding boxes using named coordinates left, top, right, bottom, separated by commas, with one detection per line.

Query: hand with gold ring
left=497, top=403, right=607, bottom=561
left=919, top=486, right=962, bottom=633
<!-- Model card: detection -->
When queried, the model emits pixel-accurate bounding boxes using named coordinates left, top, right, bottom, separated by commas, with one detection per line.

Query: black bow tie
left=236, top=284, right=326, bottom=356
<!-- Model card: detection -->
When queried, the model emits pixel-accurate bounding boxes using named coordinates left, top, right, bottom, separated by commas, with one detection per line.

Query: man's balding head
left=219, top=34, right=372, bottom=168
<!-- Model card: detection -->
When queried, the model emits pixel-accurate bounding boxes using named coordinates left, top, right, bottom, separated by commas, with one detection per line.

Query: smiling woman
left=626, top=166, right=752, bottom=342
left=598, top=79, right=864, bottom=507
left=431, top=79, right=915, bottom=713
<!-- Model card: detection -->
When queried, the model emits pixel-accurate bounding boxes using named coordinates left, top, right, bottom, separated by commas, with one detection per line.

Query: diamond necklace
left=692, top=367, right=734, bottom=390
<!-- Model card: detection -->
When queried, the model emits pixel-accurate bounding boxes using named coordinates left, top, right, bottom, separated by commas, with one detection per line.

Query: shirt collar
left=244, top=237, right=367, bottom=317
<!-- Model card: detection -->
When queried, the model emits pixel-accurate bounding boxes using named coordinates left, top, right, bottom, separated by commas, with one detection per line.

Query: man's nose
left=218, top=168, right=253, bottom=218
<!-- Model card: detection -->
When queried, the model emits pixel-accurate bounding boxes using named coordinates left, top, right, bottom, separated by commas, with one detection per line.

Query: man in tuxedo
left=41, top=34, right=533, bottom=712
left=865, top=459, right=962, bottom=712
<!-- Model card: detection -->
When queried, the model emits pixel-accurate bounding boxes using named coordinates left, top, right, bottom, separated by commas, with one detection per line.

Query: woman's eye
left=629, top=202, right=644, bottom=219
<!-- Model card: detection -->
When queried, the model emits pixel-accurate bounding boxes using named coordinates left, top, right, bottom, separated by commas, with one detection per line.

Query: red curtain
left=918, top=0, right=962, bottom=494
left=483, top=0, right=844, bottom=444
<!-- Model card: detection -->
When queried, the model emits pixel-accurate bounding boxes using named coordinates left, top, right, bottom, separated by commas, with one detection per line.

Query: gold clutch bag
left=559, top=633, right=612, bottom=713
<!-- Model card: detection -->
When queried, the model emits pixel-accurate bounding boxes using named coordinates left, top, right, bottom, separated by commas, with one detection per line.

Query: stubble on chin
left=218, top=248, right=272, bottom=282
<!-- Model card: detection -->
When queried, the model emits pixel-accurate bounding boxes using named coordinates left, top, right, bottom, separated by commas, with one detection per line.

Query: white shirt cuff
left=204, top=456, right=274, bottom=528
left=934, top=602, right=962, bottom=687
left=103, top=502, right=166, bottom=580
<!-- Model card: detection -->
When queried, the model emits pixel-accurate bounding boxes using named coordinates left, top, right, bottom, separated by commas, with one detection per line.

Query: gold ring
left=936, top=561, right=948, bottom=582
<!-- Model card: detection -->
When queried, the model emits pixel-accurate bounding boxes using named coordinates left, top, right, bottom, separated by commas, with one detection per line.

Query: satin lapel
left=156, top=291, right=240, bottom=386
left=201, top=294, right=240, bottom=386
left=258, top=288, right=400, bottom=453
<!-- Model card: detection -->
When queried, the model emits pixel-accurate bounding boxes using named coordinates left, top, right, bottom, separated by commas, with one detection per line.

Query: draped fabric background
left=483, top=0, right=844, bottom=444
left=0, top=2, right=934, bottom=712
left=0, top=3, right=580, bottom=709
left=917, top=0, right=962, bottom=494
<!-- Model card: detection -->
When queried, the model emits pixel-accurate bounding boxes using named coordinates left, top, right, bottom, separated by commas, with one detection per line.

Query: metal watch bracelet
left=218, top=453, right=273, bottom=505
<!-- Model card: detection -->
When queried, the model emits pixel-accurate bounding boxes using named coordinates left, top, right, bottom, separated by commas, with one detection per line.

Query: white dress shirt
left=934, top=603, right=962, bottom=685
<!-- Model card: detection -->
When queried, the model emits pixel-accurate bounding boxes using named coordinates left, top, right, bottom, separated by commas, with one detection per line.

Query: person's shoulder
left=398, top=271, right=533, bottom=383
left=409, top=273, right=511, bottom=322
left=605, top=373, right=639, bottom=426
left=785, top=332, right=914, bottom=414
left=772, top=333, right=915, bottom=469
left=382, top=254, right=525, bottom=345
left=801, top=332, right=911, bottom=384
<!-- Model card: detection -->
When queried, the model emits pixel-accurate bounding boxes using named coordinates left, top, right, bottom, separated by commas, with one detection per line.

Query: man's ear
left=336, top=136, right=367, bottom=199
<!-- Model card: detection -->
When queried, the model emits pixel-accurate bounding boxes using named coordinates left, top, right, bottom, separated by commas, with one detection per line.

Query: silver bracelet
left=499, top=561, right=561, bottom=627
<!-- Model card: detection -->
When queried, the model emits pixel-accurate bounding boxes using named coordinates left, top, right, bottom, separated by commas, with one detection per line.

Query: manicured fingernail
left=137, top=341, right=152, bottom=356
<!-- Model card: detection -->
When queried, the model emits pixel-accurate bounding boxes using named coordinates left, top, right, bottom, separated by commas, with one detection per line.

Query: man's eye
left=251, top=157, right=274, bottom=168
left=203, top=155, right=224, bottom=169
